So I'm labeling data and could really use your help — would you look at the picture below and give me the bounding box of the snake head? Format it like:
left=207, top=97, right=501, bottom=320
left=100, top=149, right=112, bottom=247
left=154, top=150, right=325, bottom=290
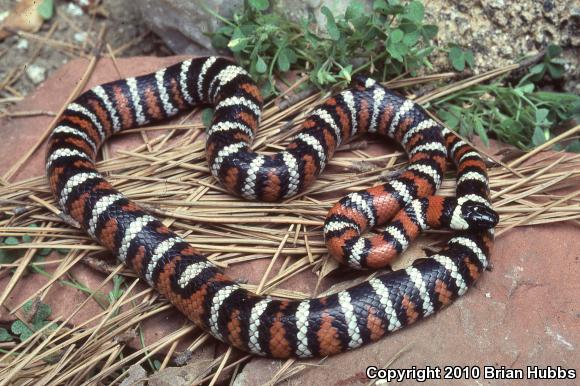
left=461, top=201, right=499, bottom=230
left=351, top=75, right=379, bottom=90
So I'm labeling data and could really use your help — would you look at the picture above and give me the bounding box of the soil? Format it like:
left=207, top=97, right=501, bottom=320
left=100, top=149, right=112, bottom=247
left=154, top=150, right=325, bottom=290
left=425, top=0, right=579, bottom=93
left=0, top=0, right=169, bottom=102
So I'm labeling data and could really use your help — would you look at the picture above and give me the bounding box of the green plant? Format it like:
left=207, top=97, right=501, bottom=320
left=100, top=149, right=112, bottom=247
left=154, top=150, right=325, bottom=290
left=10, top=300, right=56, bottom=341
left=0, top=327, right=13, bottom=342
left=108, top=275, right=125, bottom=305
left=0, top=236, right=21, bottom=264
left=206, top=1, right=580, bottom=152
left=0, top=223, right=53, bottom=264
left=208, top=0, right=446, bottom=95
left=432, top=82, right=580, bottom=151
left=520, top=44, right=567, bottom=83
left=448, top=44, right=475, bottom=72
left=38, top=0, right=54, bottom=20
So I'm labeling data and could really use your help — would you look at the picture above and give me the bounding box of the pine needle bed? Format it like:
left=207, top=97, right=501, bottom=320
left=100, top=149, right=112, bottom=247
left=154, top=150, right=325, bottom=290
left=0, top=59, right=579, bottom=385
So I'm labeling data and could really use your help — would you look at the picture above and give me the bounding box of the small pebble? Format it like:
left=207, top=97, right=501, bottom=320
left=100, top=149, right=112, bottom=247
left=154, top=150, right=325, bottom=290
left=0, top=10, right=9, bottom=22
left=26, top=64, right=47, bottom=85
left=16, top=39, right=29, bottom=50
left=485, top=292, right=492, bottom=298
left=488, top=0, right=505, bottom=8
left=74, top=31, right=88, bottom=43
left=65, top=3, right=84, bottom=17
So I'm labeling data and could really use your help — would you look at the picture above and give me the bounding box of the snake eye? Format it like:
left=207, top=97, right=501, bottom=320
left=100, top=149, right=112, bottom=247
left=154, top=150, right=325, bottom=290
left=461, top=202, right=499, bottom=229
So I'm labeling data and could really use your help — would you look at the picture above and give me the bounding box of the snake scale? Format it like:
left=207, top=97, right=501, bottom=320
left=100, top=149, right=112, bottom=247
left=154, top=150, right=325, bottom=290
left=46, top=57, right=498, bottom=358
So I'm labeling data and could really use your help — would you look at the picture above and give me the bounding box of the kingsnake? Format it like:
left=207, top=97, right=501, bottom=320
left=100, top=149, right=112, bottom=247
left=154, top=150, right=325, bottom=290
left=46, top=57, right=498, bottom=358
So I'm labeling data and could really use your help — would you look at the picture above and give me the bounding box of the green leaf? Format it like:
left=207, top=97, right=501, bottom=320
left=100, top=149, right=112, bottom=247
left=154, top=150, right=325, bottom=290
left=402, top=30, right=420, bottom=46
left=260, top=81, right=274, bottom=99
left=227, top=28, right=247, bottom=52
left=565, top=140, right=580, bottom=153
left=474, top=120, right=489, bottom=146
left=373, top=0, right=388, bottom=11
left=34, top=303, right=52, bottom=322
left=529, top=63, right=545, bottom=75
left=535, top=108, right=549, bottom=123
left=387, top=42, right=404, bottom=62
left=546, top=63, right=564, bottom=79
left=422, top=24, right=438, bottom=40
left=338, top=64, right=353, bottom=82
left=3, top=237, right=19, bottom=245
left=515, top=83, right=535, bottom=95
left=345, top=2, right=365, bottom=20
left=216, top=26, right=233, bottom=35
left=255, top=56, right=267, bottom=73
left=0, top=327, right=12, bottom=342
left=11, top=320, right=33, bottom=341
left=547, top=44, right=562, bottom=58
left=321, top=6, right=340, bottom=40
left=249, top=0, right=269, bottom=11
left=277, top=49, right=290, bottom=72
left=109, top=275, right=125, bottom=304
left=38, top=248, right=52, bottom=256
left=390, top=29, right=404, bottom=43
left=549, top=57, right=567, bottom=66
left=38, top=0, right=54, bottom=20
left=449, top=46, right=465, bottom=72
left=324, top=72, right=336, bottom=83
left=201, top=108, right=214, bottom=127
left=405, top=1, right=424, bottom=22
left=532, top=126, right=547, bottom=146
left=438, top=110, right=459, bottom=129
left=284, top=48, right=297, bottom=63
left=211, top=33, right=230, bottom=49
left=464, top=49, right=475, bottom=68
left=316, top=68, right=326, bottom=85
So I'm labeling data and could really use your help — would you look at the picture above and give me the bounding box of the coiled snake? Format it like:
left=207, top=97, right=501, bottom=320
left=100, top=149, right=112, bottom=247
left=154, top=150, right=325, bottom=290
left=46, top=57, right=498, bottom=358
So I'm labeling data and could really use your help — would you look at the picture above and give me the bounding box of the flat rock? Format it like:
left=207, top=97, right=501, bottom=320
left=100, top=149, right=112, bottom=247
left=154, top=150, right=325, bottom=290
left=0, top=56, right=578, bottom=384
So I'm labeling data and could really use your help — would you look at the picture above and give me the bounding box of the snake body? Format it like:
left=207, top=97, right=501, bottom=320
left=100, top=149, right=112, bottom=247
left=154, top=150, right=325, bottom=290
left=46, top=57, right=498, bottom=358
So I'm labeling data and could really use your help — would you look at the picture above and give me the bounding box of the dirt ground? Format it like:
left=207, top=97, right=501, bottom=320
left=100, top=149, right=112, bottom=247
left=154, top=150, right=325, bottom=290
left=1, top=0, right=578, bottom=105
left=0, top=0, right=169, bottom=101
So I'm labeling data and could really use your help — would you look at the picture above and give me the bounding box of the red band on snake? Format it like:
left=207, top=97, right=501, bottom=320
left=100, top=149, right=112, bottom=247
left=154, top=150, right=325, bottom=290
left=46, top=57, right=498, bottom=358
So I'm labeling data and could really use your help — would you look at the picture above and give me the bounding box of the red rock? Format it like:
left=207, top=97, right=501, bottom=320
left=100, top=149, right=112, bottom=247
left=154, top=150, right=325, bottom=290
left=234, top=223, right=580, bottom=385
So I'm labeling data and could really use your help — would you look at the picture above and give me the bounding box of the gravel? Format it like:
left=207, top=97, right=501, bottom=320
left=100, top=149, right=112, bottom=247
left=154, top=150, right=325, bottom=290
left=0, top=0, right=167, bottom=98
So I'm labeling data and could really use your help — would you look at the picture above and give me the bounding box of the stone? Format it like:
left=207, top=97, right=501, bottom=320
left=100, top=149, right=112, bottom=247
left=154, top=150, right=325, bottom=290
left=137, top=0, right=362, bottom=54
left=119, top=364, right=147, bottom=386
left=65, top=3, right=84, bottom=17
left=15, top=38, right=28, bottom=50
left=423, top=0, right=579, bottom=91
left=138, top=0, right=243, bottom=55
left=73, top=31, right=88, bottom=43
left=147, top=360, right=213, bottom=386
left=25, top=64, right=46, bottom=85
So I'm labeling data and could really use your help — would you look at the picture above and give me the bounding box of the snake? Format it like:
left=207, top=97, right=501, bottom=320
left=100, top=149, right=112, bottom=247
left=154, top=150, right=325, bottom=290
left=46, top=56, right=498, bottom=358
